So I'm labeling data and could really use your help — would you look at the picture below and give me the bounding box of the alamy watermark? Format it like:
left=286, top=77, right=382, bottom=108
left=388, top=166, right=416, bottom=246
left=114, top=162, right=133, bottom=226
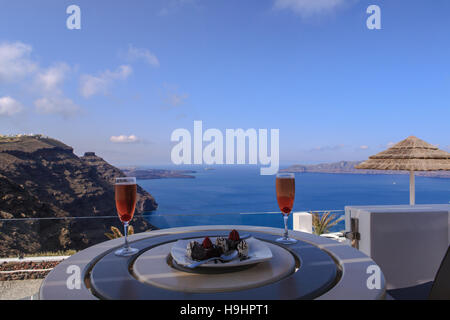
left=66, top=265, right=81, bottom=290
left=66, top=5, right=81, bottom=30
left=171, top=121, right=279, bottom=175
left=366, top=265, right=382, bottom=290
left=367, top=5, right=381, bottom=30
left=65, top=4, right=380, bottom=31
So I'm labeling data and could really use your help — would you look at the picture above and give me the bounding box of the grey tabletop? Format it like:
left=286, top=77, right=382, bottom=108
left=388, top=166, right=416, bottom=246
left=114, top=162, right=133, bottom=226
left=39, top=225, right=386, bottom=300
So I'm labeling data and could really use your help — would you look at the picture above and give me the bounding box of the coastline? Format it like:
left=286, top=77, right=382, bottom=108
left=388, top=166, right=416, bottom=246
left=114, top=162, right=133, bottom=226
left=282, top=161, right=450, bottom=179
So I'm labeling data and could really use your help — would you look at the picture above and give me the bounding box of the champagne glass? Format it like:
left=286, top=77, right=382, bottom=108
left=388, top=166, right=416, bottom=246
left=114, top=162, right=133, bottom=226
left=276, top=173, right=297, bottom=244
left=114, top=177, right=139, bottom=256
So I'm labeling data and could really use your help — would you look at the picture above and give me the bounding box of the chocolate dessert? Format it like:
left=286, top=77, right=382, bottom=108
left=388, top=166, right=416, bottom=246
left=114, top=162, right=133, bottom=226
left=215, top=237, right=229, bottom=253
left=226, top=229, right=243, bottom=251
left=186, top=237, right=224, bottom=261
left=237, top=240, right=249, bottom=257
left=187, top=241, right=208, bottom=261
left=185, top=231, right=250, bottom=262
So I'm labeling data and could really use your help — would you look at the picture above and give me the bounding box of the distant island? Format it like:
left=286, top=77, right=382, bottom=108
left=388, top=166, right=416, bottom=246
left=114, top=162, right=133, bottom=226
left=121, top=168, right=196, bottom=179
left=282, top=161, right=450, bottom=178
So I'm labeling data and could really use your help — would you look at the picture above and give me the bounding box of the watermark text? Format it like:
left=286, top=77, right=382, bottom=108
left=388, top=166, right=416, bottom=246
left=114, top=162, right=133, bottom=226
left=171, top=121, right=279, bottom=175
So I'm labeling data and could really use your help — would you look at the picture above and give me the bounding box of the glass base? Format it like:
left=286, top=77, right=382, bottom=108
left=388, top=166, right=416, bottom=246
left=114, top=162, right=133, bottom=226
left=115, top=247, right=139, bottom=257
left=276, top=237, right=298, bottom=245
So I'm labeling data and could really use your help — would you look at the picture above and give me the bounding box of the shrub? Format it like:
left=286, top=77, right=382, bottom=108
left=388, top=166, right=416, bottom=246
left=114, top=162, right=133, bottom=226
left=311, top=211, right=343, bottom=235
left=105, top=225, right=134, bottom=240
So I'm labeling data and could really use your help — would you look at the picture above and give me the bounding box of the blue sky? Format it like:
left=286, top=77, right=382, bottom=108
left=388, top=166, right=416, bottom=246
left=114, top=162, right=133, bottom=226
left=1, top=0, right=450, bottom=166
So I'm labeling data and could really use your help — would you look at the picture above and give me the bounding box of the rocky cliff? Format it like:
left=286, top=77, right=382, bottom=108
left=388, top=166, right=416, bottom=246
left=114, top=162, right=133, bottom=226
left=0, top=135, right=158, bottom=257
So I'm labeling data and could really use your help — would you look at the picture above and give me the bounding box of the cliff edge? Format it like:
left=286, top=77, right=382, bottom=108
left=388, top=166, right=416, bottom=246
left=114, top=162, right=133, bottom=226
left=0, top=135, right=157, bottom=257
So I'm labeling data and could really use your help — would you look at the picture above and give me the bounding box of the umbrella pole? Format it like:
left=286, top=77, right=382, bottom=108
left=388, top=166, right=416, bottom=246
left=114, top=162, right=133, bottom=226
left=410, top=170, right=415, bottom=205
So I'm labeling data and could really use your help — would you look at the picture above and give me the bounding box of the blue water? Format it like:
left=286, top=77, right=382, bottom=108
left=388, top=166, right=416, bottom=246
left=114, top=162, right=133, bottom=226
left=140, top=167, right=450, bottom=232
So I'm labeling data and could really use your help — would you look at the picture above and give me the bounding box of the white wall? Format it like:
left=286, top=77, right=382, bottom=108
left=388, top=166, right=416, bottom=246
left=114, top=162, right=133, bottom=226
left=346, top=205, right=450, bottom=290
left=293, top=212, right=312, bottom=234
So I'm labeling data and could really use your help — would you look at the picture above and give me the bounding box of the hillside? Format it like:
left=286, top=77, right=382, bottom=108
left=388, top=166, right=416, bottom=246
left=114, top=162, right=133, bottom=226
left=0, top=135, right=158, bottom=257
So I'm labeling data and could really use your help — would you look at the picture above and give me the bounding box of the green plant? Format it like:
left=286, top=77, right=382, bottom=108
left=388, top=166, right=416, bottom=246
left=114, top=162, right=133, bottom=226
left=105, top=225, right=134, bottom=240
left=311, top=211, right=344, bottom=236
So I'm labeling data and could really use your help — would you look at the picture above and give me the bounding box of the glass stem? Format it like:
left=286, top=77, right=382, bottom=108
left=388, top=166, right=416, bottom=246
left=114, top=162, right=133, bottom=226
left=123, top=222, right=129, bottom=250
left=284, top=215, right=289, bottom=239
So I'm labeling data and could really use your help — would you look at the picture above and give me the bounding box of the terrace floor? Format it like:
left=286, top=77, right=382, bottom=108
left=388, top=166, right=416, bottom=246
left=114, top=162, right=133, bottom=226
left=0, top=280, right=42, bottom=300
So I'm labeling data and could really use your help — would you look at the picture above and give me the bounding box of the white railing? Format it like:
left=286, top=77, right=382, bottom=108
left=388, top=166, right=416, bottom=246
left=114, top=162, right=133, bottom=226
left=0, top=210, right=344, bottom=222
left=0, top=210, right=346, bottom=258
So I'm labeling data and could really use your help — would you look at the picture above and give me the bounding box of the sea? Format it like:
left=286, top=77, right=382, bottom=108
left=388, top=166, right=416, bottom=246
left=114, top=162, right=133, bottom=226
left=139, top=166, right=450, bottom=233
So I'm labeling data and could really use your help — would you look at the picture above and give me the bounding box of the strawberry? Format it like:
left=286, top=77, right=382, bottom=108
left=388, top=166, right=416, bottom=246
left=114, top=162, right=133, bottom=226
left=228, top=230, right=240, bottom=242
left=202, top=237, right=213, bottom=249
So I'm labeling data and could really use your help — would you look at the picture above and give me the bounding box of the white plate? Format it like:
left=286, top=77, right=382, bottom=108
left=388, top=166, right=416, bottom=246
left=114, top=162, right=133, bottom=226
left=171, top=237, right=273, bottom=268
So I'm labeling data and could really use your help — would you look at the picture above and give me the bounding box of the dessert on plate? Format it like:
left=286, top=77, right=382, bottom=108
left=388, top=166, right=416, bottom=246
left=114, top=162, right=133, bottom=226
left=186, top=230, right=249, bottom=261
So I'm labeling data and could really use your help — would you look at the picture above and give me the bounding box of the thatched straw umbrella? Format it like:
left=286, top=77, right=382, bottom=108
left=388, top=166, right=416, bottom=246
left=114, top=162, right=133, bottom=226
left=355, top=136, right=450, bottom=205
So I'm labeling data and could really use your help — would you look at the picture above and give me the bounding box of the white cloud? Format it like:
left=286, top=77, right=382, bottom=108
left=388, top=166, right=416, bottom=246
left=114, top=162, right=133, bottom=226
left=35, top=63, right=71, bottom=92
left=360, top=145, right=369, bottom=150
left=167, top=93, right=189, bottom=107
left=0, top=42, right=38, bottom=82
left=80, top=65, right=133, bottom=98
left=274, top=0, right=349, bottom=17
left=161, top=84, right=189, bottom=108
left=126, top=45, right=159, bottom=67
left=0, top=42, right=70, bottom=91
left=110, top=135, right=139, bottom=143
left=0, top=96, right=23, bottom=116
left=33, top=63, right=80, bottom=117
left=34, top=96, right=80, bottom=117
left=0, top=41, right=81, bottom=118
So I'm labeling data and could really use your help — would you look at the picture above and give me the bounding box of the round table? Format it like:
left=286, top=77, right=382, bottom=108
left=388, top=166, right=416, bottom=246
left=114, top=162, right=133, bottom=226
left=39, top=226, right=386, bottom=300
